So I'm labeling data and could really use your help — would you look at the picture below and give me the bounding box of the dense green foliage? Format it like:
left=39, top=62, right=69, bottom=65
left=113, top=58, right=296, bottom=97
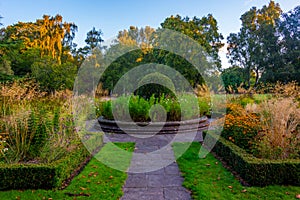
left=203, top=132, right=300, bottom=186
left=0, top=142, right=134, bottom=199
left=99, top=25, right=211, bottom=93
left=0, top=145, right=90, bottom=190
left=161, top=14, right=224, bottom=69
left=96, top=94, right=209, bottom=122
left=31, top=57, right=77, bottom=92
left=227, top=2, right=299, bottom=88
left=221, top=66, right=246, bottom=93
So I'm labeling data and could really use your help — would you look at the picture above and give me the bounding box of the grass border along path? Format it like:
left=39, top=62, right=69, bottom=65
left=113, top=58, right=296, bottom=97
left=173, top=142, right=300, bottom=200
left=0, top=142, right=135, bottom=200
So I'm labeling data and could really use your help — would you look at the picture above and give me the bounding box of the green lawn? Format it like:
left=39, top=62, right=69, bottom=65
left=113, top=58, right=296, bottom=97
left=173, top=142, right=300, bottom=200
left=0, top=142, right=135, bottom=200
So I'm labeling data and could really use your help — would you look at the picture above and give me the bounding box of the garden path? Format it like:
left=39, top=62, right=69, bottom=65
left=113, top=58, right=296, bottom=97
left=91, top=121, right=207, bottom=200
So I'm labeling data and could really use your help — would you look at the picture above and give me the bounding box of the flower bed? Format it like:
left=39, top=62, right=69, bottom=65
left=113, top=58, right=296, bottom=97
left=96, top=94, right=211, bottom=134
left=95, top=94, right=211, bottom=122
left=98, top=116, right=208, bottom=134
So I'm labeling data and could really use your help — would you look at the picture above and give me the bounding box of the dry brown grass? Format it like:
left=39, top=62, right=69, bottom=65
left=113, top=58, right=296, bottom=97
left=271, top=81, right=299, bottom=99
left=0, top=80, right=46, bottom=101
left=244, top=82, right=300, bottom=159
left=0, top=80, right=80, bottom=163
left=3, top=109, right=32, bottom=163
left=253, top=98, right=300, bottom=159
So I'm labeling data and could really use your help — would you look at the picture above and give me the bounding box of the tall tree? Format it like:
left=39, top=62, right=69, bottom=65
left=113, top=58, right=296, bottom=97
left=72, top=27, right=104, bottom=67
left=85, top=27, right=104, bottom=50
left=161, top=14, right=224, bottom=69
left=31, top=56, right=77, bottom=93
left=227, top=1, right=282, bottom=87
left=3, top=15, right=77, bottom=64
left=99, top=26, right=153, bottom=91
left=0, top=15, right=78, bottom=77
left=221, top=66, right=246, bottom=93
left=100, top=25, right=212, bottom=92
left=275, top=6, right=300, bottom=83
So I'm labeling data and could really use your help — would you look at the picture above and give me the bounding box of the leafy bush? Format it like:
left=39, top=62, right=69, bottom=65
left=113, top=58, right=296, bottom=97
left=222, top=82, right=300, bottom=160
left=204, top=131, right=300, bottom=186
left=0, top=144, right=90, bottom=190
left=95, top=99, right=113, bottom=120
left=2, top=109, right=50, bottom=163
left=222, top=103, right=260, bottom=150
left=31, top=57, right=77, bottom=93
left=198, top=97, right=211, bottom=116
left=128, top=95, right=151, bottom=122
left=96, top=93, right=207, bottom=122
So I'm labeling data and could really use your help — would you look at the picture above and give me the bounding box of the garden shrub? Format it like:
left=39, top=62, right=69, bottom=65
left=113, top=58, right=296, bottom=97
left=198, top=97, right=211, bottom=116
left=240, top=96, right=255, bottom=107
left=0, top=144, right=90, bottom=190
left=1, top=100, right=78, bottom=163
left=0, top=80, right=82, bottom=164
left=203, top=131, right=300, bottom=186
left=217, top=81, right=300, bottom=161
left=96, top=100, right=113, bottom=120
left=222, top=103, right=260, bottom=150
left=3, top=109, right=38, bottom=163
left=165, top=100, right=181, bottom=121
left=128, top=95, right=151, bottom=122
left=96, top=93, right=207, bottom=122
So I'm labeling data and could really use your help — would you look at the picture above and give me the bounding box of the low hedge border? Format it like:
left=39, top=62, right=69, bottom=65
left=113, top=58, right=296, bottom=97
left=0, top=134, right=102, bottom=190
left=203, top=131, right=300, bottom=186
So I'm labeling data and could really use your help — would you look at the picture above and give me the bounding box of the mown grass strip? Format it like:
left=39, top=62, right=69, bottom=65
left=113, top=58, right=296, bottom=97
left=0, top=142, right=135, bottom=200
left=173, top=142, right=300, bottom=200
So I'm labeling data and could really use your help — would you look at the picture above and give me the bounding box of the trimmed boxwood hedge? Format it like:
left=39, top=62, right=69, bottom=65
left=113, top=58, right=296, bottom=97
left=203, top=131, right=300, bottom=186
left=0, top=145, right=90, bottom=190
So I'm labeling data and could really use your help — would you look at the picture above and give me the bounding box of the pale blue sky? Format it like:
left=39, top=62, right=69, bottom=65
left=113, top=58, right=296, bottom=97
left=0, top=0, right=298, bottom=67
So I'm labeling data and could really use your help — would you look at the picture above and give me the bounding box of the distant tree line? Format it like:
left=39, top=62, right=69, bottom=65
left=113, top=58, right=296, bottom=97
left=224, top=1, right=299, bottom=92
left=0, top=1, right=299, bottom=94
left=0, top=15, right=103, bottom=92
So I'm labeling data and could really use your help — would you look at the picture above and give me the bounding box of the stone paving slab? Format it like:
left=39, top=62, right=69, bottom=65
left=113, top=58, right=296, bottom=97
left=88, top=121, right=206, bottom=199
left=122, top=188, right=165, bottom=200
left=121, top=164, right=191, bottom=200
left=164, top=187, right=192, bottom=200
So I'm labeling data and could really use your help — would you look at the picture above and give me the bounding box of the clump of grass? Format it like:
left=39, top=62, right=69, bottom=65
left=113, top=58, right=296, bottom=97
left=3, top=109, right=38, bottom=163
left=223, top=81, right=300, bottom=160
left=251, top=97, right=300, bottom=159
left=0, top=80, right=80, bottom=164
